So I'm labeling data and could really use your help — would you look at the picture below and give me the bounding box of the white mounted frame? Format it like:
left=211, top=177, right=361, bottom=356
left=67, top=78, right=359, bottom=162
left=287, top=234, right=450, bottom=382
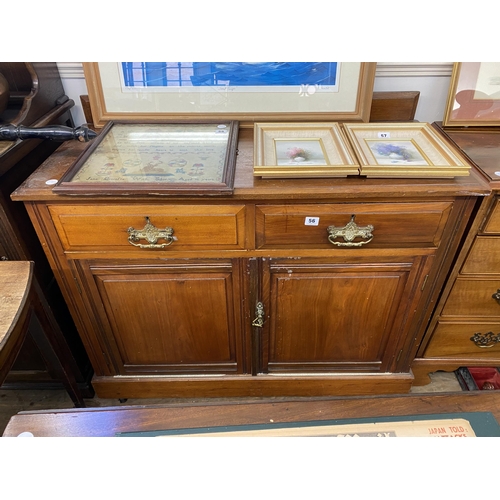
left=443, top=62, right=500, bottom=127
left=83, top=62, right=376, bottom=128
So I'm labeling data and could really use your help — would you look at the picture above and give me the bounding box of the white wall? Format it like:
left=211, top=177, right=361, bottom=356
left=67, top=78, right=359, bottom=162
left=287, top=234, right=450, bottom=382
left=57, top=63, right=453, bottom=127
left=373, top=63, right=453, bottom=123
left=57, top=63, right=89, bottom=126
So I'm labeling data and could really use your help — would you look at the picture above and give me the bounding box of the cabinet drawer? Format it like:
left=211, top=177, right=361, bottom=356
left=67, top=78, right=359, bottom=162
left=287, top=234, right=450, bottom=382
left=483, top=197, right=500, bottom=234
left=461, top=236, right=500, bottom=275
left=442, top=278, right=500, bottom=317
left=424, top=321, right=500, bottom=359
left=49, top=204, right=247, bottom=252
left=256, top=202, right=452, bottom=249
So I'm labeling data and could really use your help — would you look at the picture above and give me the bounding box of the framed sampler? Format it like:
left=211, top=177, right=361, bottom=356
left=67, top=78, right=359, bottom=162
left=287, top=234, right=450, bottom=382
left=82, top=62, right=377, bottom=128
left=342, top=122, right=471, bottom=178
left=443, top=62, right=500, bottom=127
left=53, top=121, right=239, bottom=195
left=253, top=122, right=359, bottom=178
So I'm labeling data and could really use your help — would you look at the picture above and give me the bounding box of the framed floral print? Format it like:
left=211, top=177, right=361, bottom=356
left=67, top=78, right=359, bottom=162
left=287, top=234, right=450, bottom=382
left=253, top=122, right=360, bottom=178
left=342, top=122, right=471, bottom=178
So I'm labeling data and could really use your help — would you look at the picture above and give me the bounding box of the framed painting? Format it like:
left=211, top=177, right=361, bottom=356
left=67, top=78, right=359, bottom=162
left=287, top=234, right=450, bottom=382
left=443, top=62, right=500, bottom=127
left=253, top=122, right=359, bottom=178
left=342, top=122, right=471, bottom=178
left=53, top=121, right=239, bottom=195
left=83, top=62, right=376, bottom=128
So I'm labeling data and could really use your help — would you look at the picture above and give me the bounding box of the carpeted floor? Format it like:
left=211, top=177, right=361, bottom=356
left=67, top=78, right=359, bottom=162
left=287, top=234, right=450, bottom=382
left=0, top=371, right=464, bottom=436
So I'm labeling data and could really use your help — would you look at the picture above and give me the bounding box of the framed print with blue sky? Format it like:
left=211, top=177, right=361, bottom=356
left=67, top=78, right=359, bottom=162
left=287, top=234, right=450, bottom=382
left=83, top=62, right=376, bottom=128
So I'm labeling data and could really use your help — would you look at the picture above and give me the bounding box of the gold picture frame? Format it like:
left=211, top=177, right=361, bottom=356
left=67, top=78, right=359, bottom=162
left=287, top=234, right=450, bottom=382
left=443, top=62, right=500, bottom=127
left=83, top=62, right=376, bottom=128
left=342, top=122, right=471, bottom=178
left=253, top=122, right=360, bottom=178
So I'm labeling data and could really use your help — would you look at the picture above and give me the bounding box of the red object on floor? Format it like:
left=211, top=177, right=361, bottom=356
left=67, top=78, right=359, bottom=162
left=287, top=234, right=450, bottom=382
left=468, top=367, right=500, bottom=390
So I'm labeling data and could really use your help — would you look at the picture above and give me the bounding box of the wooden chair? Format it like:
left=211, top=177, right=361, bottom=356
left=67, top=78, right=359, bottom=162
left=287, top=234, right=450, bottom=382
left=369, top=91, right=420, bottom=122
left=0, top=261, right=85, bottom=407
left=0, top=261, right=33, bottom=383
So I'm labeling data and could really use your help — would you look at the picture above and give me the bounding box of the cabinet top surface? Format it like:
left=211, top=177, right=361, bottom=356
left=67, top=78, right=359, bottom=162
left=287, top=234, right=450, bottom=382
left=434, top=122, right=500, bottom=190
left=11, top=128, right=491, bottom=202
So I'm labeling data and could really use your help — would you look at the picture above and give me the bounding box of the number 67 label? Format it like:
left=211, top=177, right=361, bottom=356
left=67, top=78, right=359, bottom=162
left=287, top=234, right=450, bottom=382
left=378, top=132, right=391, bottom=139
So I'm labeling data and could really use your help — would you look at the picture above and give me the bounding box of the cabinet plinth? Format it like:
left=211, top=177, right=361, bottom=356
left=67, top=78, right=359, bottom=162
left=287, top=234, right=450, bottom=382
left=12, top=128, right=489, bottom=398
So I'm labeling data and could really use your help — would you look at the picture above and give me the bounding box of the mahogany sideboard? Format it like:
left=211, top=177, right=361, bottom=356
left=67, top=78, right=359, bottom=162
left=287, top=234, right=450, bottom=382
left=412, top=123, right=500, bottom=384
left=11, top=127, right=490, bottom=399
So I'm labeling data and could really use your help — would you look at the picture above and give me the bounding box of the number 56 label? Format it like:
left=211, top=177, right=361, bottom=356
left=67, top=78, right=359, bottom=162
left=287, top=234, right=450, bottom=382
left=305, top=217, right=319, bottom=226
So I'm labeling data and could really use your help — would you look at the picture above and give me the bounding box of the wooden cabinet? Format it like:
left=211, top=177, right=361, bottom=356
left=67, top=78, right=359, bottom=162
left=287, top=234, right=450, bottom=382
left=412, top=125, right=500, bottom=385
left=12, top=127, right=489, bottom=398
left=0, top=62, right=93, bottom=396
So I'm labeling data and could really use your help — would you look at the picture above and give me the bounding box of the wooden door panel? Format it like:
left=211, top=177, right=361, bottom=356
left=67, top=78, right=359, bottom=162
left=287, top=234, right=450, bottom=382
left=78, top=260, right=247, bottom=375
left=261, top=260, right=414, bottom=373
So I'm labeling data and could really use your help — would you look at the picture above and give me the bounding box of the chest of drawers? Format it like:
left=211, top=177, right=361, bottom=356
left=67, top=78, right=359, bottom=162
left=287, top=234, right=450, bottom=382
left=12, top=127, right=489, bottom=398
left=413, top=125, right=500, bottom=384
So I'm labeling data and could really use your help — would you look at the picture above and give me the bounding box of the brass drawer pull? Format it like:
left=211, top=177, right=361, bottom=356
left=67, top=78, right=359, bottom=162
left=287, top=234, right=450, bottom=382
left=493, top=289, right=500, bottom=304
left=251, top=302, right=265, bottom=328
left=470, top=331, right=500, bottom=348
left=127, top=217, right=174, bottom=249
left=327, top=215, right=374, bottom=247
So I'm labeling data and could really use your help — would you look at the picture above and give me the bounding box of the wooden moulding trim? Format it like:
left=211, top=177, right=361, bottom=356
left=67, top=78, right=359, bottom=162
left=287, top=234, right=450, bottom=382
left=91, top=373, right=414, bottom=399
left=413, top=357, right=500, bottom=366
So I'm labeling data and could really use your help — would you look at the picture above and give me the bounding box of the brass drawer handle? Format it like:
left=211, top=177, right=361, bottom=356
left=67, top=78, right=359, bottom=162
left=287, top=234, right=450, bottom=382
left=327, top=215, right=374, bottom=247
left=493, top=289, right=500, bottom=304
left=251, top=302, right=265, bottom=328
left=470, top=331, right=500, bottom=349
left=127, top=216, right=174, bottom=249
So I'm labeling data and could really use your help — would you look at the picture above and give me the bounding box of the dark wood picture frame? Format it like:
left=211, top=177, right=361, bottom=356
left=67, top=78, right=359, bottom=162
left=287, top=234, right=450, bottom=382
left=53, top=120, right=239, bottom=196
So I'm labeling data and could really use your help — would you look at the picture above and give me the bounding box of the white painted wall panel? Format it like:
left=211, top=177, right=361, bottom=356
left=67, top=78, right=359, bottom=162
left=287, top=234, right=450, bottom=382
left=57, top=63, right=453, bottom=127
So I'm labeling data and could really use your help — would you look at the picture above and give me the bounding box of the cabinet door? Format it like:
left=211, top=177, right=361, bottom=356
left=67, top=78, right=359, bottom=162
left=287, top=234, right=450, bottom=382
left=259, top=258, right=426, bottom=373
left=75, top=259, right=249, bottom=375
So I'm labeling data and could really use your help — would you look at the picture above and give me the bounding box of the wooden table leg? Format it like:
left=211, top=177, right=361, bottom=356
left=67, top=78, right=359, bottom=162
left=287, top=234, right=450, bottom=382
left=27, top=279, right=87, bottom=407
